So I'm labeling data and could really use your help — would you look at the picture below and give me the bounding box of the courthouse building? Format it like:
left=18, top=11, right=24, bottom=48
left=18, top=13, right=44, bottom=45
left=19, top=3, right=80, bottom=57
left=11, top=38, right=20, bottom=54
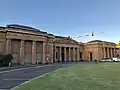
left=0, top=24, right=118, bottom=65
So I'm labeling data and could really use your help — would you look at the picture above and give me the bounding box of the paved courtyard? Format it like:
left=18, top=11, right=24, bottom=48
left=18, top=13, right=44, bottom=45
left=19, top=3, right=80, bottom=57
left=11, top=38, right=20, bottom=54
left=0, top=62, right=92, bottom=90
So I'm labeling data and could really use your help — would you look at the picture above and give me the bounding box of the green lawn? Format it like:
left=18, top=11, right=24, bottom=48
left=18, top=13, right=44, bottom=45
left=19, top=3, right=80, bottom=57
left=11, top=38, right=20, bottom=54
left=16, top=63, right=120, bottom=90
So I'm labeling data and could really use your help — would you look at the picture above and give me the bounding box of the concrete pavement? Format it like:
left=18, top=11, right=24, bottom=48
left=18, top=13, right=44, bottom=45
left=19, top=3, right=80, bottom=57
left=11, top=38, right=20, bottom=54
left=0, top=62, right=92, bottom=90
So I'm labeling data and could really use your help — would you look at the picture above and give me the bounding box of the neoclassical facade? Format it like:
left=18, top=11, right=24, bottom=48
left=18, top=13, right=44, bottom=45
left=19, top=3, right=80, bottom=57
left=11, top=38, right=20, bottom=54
left=84, top=40, right=116, bottom=61
left=53, top=36, right=84, bottom=62
left=116, top=43, right=120, bottom=58
left=0, top=24, right=84, bottom=65
left=0, top=24, right=118, bottom=65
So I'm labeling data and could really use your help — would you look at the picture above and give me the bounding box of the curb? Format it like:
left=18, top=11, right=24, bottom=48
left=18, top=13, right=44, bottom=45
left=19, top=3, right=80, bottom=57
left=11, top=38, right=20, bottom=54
left=0, top=64, right=52, bottom=74
left=0, top=64, right=53, bottom=72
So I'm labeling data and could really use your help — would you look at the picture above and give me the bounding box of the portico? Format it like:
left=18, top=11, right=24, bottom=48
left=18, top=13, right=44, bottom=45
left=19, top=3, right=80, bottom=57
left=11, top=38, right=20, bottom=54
left=6, top=38, right=47, bottom=65
left=54, top=45, right=80, bottom=62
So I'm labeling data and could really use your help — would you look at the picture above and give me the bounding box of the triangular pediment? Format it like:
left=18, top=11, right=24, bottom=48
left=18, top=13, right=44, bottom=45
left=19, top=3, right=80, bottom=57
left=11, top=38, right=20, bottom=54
left=54, top=36, right=79, bottom=44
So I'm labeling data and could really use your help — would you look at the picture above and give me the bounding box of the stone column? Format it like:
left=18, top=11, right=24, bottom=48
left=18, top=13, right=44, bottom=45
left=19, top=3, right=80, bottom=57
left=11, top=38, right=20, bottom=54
left=54, top=46, right=57, bottom=62
left=20, top=40, right=24, bottom=65
left=50, top=43, right=53, bottom=63
left=73, top=47, right=75, bottom=61
left=103, top=47, right=106, bottom=58
left=59, top=46, right=62, bottom=62
left=69, top=47, right=71, bottom=61
left=110, top=48, right=113, bottom=58
left=64, top=47, right=67, bottom=61
left=42, top=42, right=46, bottom=64
left=32, top=41, right=36, bottom=64
left=6, top=39, right=11, bottom=54
left=77, top=48, right=80, bottom=61
left=107, top=48, right=110, bottom=58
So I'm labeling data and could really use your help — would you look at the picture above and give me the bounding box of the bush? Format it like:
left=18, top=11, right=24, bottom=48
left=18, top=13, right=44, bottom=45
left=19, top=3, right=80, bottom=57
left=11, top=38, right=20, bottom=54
left=0, top=54, right=5, bottom=66
left=0, top=54, right=13, bottom=67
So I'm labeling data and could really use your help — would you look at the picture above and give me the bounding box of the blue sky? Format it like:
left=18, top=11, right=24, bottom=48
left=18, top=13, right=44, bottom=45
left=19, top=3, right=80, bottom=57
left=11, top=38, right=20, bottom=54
left=0, top=0, right=120, bottom=43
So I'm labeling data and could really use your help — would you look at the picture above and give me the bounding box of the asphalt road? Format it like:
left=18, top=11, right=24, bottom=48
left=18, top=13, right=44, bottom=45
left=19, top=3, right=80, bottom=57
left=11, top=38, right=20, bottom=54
left=0, top=62, right=92, bottom=90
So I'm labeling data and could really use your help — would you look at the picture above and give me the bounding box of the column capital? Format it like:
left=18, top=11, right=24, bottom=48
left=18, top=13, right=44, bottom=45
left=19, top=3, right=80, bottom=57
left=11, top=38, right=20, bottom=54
left=32, top=41, right=36, bottom=46
left=20, top=40, right=24, bottom=46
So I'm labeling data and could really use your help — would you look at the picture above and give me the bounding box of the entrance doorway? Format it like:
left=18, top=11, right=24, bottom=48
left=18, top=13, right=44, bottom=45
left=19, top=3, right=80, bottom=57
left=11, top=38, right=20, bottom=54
left=61, top=52, right=64, bottom=62
left=89, top=52, right=93, bottom=61
left=61, top=47, right=64, bottom=62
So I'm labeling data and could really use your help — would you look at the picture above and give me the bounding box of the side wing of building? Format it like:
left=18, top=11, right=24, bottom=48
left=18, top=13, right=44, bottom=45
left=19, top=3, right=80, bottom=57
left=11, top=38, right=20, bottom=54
left=84, top=40, right=116, bottom=61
